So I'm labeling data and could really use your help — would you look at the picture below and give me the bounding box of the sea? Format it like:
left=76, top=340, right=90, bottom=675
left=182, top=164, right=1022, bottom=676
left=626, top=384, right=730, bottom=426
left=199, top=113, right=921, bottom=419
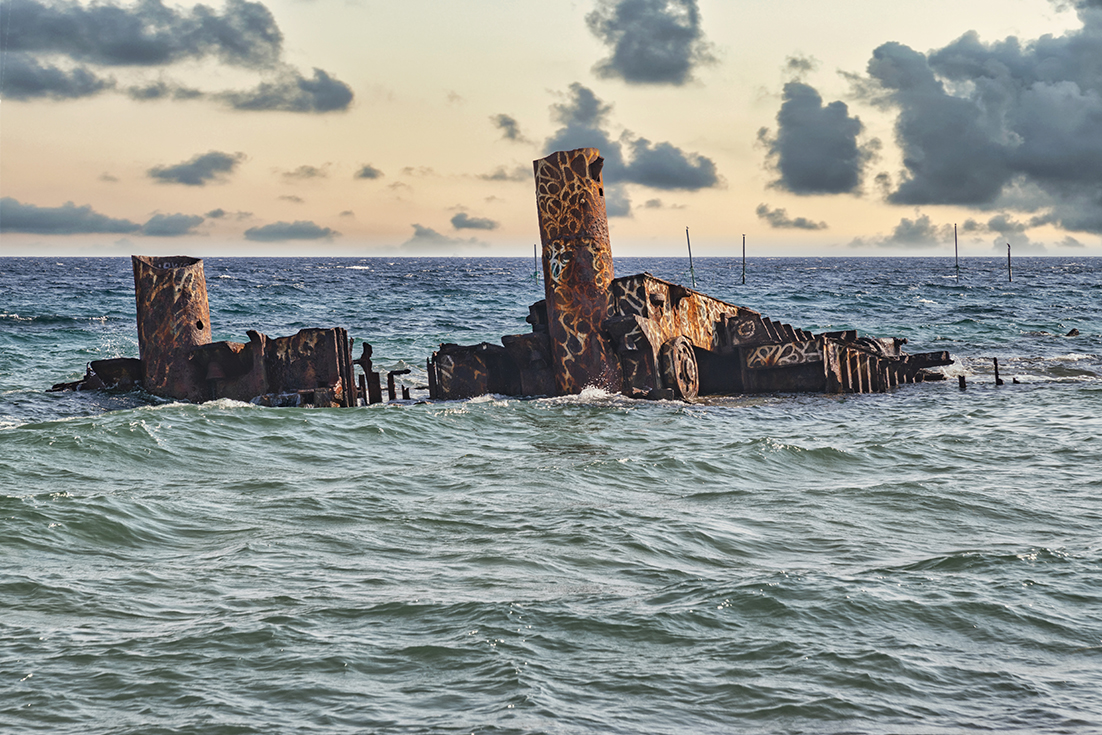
left=2, top=255, right=1101, bottom=735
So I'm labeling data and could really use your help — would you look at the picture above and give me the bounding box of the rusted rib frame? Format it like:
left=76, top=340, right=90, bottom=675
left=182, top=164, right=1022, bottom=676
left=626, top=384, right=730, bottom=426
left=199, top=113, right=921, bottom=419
left=426, top=357, right=438, bottom=399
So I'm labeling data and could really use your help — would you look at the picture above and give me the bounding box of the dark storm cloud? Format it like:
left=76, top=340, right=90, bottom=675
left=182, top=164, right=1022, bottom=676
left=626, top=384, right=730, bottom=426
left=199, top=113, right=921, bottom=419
left=1, top=53, right=113, bottom=99
left=244, top=220, right=337, bottom=241
left=141, top=212, right=204, bottom=236
left=543, top=83, right=721, bottom=215
left=354, top=164, right=384, bottom=180
left=586, top=0, right=715, bottom=85
left=220, top=68, right=352, bottom=112
left=148, top=151, right=245, bottom=186
left=761, top=82, right=871, bottom=195
left=0, top=0, right=282, bottom=67
left=0, top=0, right=353, bottom=111
left=0, top=197, right=141, bottom=233
left=623, top=137, right=718, bottom=190
left=491, top=114, right=528, bottom=142
left=544, top=83, right=623, bottom=172
left=755, top=203, right=827, bottom=230
left=859, top=3, right=1102, bottom=232
left=451, top=212, right=498, bottom=231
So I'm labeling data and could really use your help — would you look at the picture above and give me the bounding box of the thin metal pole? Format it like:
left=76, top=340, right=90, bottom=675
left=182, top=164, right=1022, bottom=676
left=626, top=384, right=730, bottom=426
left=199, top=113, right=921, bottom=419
left=1007, top=243, right=1012, bottom=282
left=954, top=224, right=959, bottom=283
left=686, top=227, right=696, bottom=289
left=742, top=234, right=746, bottom=285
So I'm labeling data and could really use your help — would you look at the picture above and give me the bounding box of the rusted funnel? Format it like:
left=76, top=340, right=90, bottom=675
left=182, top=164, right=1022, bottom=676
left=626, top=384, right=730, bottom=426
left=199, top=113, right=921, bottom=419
left=533, top=148, right=622, bottom=394
left=132, top=255, right=212, bottom=401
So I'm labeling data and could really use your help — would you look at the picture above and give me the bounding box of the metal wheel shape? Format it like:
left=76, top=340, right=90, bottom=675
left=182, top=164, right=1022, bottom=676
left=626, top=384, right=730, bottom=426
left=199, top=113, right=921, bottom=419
left=659, top=336, right=699, bottom=400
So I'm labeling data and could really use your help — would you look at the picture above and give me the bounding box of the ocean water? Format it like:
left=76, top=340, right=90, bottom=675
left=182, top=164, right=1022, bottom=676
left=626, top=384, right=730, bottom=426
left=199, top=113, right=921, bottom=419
left=2, top=255, right=1100, bottom=734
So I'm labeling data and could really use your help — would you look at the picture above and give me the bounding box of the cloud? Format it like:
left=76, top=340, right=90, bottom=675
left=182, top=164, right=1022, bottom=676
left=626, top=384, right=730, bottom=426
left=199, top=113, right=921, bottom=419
left=586, top=0, right=715, bottom=85
left=219, top=67, right=352, bottom=113
left=857, top=4, right=1102, bottom=232
left=451, top=212, right=498, bottom=230
left=491, top=113, right=529, bottom=142
left=278, top=195, right=304, bottom=203
left=354, top=164, right=384, bottom=180
left=850, top=213, right=953, bottom=249
left=399, top=224, right=486, bottom=254
left=761, top=82, right=872, bottom=195
left=0, top=53, right=114, bottom=100
left=755, top=203, right=827, bottom=230
left=204, top=207, right=250, bottom=220
left=148, top=151, right=245, bottom=186
left=962, top=213, right=1049, bottom=253
left=478, top=165, right=529, bottom=182
left=141, top=213, right=204, bottom=236
left=785, top=55, right=817, bottom=78
left=623, top=137, right=719, bottom=190
left=126, top=80, right=203, bottom=101
left=604, top=186, right=632, bottom=217
left=1, top=0, right=282, bottom=67
left=244, top=220, right=337, bottom=241
left=282, top=164, right=328, bottom=180
left=542, top=83, right=721, bottom=215
left=0, top=197, right=140, bottom=233
left=1, top=0, right=353, bottom=111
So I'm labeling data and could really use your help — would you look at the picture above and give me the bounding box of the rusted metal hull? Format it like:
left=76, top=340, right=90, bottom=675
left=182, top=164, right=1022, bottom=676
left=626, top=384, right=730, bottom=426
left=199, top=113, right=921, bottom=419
left=58, top=146, right=952, bottom=407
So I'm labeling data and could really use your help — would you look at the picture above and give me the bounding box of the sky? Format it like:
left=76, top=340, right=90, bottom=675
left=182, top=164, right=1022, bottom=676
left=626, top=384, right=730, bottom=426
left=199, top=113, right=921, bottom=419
left=1, top=0, right=1100, bottom=257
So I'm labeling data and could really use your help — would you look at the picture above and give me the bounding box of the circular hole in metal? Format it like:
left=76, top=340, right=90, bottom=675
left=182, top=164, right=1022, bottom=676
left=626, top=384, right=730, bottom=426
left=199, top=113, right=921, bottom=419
left=196, top=320, right=205, bottom=331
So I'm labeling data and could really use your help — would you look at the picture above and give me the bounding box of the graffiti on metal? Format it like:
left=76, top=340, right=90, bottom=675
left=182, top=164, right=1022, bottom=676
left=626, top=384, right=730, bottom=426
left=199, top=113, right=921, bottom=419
left=746, top=341, right=824, bottom=369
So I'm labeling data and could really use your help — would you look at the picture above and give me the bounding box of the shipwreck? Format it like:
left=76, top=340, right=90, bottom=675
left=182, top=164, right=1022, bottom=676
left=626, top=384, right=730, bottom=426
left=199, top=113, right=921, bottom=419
left=52, top=147, right=952, bottom=404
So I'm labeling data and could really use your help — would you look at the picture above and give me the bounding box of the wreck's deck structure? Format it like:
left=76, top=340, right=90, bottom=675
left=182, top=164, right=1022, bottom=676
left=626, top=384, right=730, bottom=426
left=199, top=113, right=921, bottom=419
left=429, top=271, right=951, bottom=401
left=428, top=148, right=951, bottom=401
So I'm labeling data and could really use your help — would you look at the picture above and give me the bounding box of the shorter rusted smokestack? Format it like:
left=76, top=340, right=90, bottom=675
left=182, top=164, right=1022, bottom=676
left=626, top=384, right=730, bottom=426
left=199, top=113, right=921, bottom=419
left=132, top=255, right=212, bottom=401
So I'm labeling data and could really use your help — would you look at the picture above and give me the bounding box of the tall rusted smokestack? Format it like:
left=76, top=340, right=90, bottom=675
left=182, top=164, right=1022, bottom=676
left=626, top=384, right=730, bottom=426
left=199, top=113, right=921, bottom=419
left=533, top=148, right=621, bottom=395
left=132, top=255, right=212, bottom=402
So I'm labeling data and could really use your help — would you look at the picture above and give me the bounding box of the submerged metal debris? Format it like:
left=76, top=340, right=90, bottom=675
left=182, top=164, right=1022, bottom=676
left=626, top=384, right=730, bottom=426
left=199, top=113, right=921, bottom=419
left=52, top=147, right=951, bottom=405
